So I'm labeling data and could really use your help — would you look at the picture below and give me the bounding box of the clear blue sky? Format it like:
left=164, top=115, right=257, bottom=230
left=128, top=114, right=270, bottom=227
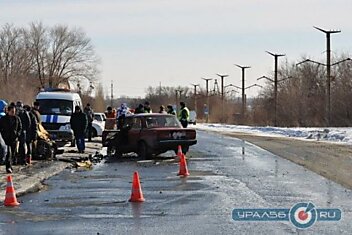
left=2, top=0, right=352, bottom=97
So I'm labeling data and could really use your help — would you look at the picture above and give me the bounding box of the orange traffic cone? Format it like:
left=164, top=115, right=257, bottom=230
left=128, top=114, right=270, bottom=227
left=4, top=175, right=20, bottom=207
left=129, top=171, right=145, bottom=202
left=176, top=145, right=183, bottom=159
left=178, top=154, right=190, bottom=177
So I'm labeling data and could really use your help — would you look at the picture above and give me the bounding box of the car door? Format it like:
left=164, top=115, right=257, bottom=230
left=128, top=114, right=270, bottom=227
left=126, top=117, right=142, bottom=152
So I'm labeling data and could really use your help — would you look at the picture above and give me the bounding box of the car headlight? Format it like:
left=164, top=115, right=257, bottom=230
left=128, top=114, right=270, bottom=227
left=59, top=123, right=71, bottom=131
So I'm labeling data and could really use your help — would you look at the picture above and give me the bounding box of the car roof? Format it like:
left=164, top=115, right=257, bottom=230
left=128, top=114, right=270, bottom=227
left=36, top=92, right=81, bottom=101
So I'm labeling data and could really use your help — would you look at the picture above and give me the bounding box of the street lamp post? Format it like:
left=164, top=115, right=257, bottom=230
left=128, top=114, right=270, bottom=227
left=202, top=78, right=212, bottom=123
left=234, top=64, right=251, bottom=119
left=265, top=51, right=285, bottom=127
left=191, top=84, right=200, bottom=114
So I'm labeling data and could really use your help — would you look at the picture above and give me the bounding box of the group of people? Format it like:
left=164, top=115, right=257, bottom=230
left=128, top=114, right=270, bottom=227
left=104, top=101, right=190, bottom=128
left=0, top=100, right=41, bottom=173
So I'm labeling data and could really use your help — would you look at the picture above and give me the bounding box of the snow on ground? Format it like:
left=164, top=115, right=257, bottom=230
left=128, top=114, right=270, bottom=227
left=195, top=123, right=352, bottom=145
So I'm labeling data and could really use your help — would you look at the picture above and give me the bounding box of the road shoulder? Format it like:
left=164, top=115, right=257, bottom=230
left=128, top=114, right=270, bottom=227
left=206, top=130, right=352, bottom=190
left=0, top=161, right=70, bottom=202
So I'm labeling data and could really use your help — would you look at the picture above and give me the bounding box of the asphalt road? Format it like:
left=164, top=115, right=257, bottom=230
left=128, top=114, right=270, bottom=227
left=0, top=131, right=351, bottom=234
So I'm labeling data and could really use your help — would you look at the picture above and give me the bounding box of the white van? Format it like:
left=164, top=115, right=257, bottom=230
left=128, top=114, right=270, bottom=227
left=36, top=90, right=82, bottom=146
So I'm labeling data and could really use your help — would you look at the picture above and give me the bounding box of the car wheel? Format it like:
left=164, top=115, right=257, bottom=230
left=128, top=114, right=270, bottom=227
left=138, top=141, right=151, bottom=160
left=174, top=146, right=189, bottom=155
left=107, top=146, right=114, bottom=157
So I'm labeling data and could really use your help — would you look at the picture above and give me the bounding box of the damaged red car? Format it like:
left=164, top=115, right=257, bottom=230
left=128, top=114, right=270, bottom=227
left=103, top=113, right=197, bottom=159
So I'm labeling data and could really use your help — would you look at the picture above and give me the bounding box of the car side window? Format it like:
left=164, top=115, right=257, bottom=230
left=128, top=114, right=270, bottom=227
left=132, top=118, right=141, bottom=129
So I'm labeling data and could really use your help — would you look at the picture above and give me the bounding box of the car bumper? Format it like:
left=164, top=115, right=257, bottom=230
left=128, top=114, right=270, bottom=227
left=157, top=139, right=197, bottom=149
left=48, top=130, right=74, bottom=141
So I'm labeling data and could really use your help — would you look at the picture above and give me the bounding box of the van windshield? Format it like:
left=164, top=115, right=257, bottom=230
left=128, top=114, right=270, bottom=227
left=37, top=99, right=73, bottom=116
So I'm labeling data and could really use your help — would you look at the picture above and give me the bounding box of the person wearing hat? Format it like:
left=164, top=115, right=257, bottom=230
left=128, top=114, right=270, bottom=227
left=70, top=106, right=88, bottom=153
left=178, top=102, right=190, bottom=128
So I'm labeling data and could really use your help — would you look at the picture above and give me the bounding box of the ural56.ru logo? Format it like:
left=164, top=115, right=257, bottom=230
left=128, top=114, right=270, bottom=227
left=232, top=202, right=342, bottom=229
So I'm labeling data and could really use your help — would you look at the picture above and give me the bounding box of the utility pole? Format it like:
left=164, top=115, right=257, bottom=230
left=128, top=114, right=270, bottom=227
left=216, top=74, right=229, bottom=123
left=202, top=78, right=212, bottom=122
left=159, top=81, right=162, bottom=97
left=266, top=51, right=285, bottom=127
left=234, top=64, right=251, bottom=120
left=110, top=80, right=114, bottom=107
left=191, top=84, right=200, bottom=114
left=296, top=27, right=351, bottom=126
left=314, top=27, right=340, bottom=126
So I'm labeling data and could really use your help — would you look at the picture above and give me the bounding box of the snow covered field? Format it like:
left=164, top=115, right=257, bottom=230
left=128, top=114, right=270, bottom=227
left=195, top=123, right=352, bottom=145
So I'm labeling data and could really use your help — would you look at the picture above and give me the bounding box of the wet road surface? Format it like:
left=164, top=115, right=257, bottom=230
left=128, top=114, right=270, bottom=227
left=0, top=131, right=351, bottom=234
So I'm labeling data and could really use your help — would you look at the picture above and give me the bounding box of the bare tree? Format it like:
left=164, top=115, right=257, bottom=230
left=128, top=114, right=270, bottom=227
left=0, top=24, right=23, bottom=83
left=27, top=22, right=48, bottom=87
left=46, top=25, right=99, bottom=88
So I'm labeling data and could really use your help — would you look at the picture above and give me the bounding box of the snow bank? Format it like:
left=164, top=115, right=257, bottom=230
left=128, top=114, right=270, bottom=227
left=195, top=123, right=352, bottom=145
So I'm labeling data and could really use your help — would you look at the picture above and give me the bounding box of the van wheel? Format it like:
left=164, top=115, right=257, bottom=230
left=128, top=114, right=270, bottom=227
left=138, top=141, right=151, bottom=160
left=92, top=128, right=98, bottom=138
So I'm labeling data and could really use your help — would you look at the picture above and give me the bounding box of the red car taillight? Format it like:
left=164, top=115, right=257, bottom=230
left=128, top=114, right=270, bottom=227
left=187, top=131, right=196, bottom=139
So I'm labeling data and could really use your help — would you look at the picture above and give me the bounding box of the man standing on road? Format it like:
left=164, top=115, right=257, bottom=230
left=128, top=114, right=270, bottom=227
left=16, top=101, right=31, bottom=165
left=0, top=105, right=22, bottom=173
left=70, top=106, right=88, bottom=153
left=24, top=105, right=38, bottom=164
left=178, top=102, right=190, bottom=128
left=84, top=103, right=94, bottom=142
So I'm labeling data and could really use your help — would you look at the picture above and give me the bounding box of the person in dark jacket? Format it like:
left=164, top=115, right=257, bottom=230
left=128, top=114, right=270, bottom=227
left=0, top=105, right=22, bottom=173
left=167, top=105, right=176, bottom=115
left=24, top=105, right=38, bottom=163
left=70, top=106, right=88, bottom=153
left=84, top=103, right=94, bottom=142
left=16, top=101, right=31, bottom=165
left=143, top=101, right=152, bottom=113
left=178, top=102, right=190, bottom=128
left=31, top=101, right=41, bottom=124
left=134, top=104, right=144, bottom=114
